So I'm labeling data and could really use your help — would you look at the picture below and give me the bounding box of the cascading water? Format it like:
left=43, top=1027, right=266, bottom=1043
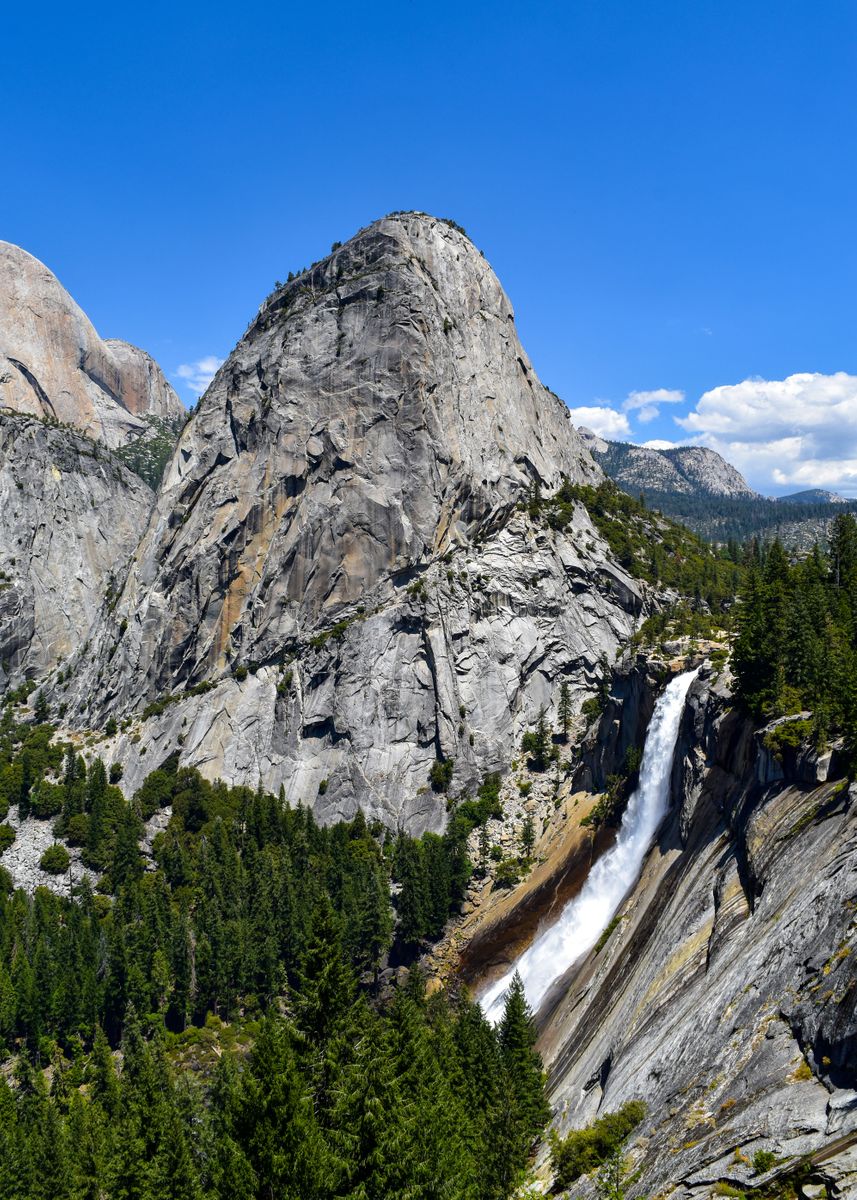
left=481, top=668, right=699, bottom=1025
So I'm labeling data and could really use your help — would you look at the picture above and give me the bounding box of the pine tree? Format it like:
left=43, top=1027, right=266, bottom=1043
left=232, top=1017, right=331, bottom=1200
left=394, top=833, right=429, bottom=951
left=112, top=805, right=143, bottom=890
left=557, top=682, right=572, bottom=742
left=519, top=816, right=535, bottom=860
left=498, top=972, right=550, bottom=1147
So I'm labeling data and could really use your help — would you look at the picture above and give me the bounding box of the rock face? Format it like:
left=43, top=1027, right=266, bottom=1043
left=582, top=433, right=758, bottom=500
left=66, top=213, right=646, bottom=832
left=0, top=241, right=185, bottom=446
left=539, top=666, right=857, bottom=1198
left=0, top=411, right=153, bottom=682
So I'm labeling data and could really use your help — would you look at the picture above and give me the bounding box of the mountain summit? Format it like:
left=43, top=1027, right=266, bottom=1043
left=67, top=212, right=641, bottom=829
left=0, top=240, right=184, bottom=445
left=579, top=431, right=757, bottom=500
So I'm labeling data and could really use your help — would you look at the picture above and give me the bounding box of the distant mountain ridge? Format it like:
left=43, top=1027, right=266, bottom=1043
left=777, top=487, right=847, bottom=505
left=578, top=429, right=758, bottom=499
left=578, top=428, right=856, bottom=547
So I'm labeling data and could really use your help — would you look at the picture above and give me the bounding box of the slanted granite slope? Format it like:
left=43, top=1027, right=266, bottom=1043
left=539, top=667, right=857, bottom=1198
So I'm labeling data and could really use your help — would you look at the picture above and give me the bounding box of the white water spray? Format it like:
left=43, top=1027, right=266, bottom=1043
left=481, top=668, right=699, bottom=1025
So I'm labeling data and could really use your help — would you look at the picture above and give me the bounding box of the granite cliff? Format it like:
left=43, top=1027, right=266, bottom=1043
left=0, top=411, right=153, bottom=684
left=0, top=242, right=184, bottom=682
left=533, top=662, right=857, bottom=1197
left=63, top=213, right=646, bottom=832
left=0, top=241, right=184, bottom=444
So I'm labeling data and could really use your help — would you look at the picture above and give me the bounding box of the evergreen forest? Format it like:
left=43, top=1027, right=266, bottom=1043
left=0, top=717, right=548, bottom=1199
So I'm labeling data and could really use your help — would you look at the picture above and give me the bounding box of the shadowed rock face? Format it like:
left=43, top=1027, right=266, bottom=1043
left=539, top=668, right=857, bottom=1198
left=66, top=213, right=647, bottom=831
left=0, top=241, right=185, bottom=445
left=0, top=411, right=153, bottom=682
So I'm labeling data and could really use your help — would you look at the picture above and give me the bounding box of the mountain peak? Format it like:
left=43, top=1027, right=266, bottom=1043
left=586, top=436, right=757, bottom=500
left=0, top=240, right=184, bottom=445
left=65, top=214, right=623, bottom=829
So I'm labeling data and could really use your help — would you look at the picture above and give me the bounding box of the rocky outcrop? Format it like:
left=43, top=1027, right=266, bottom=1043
left=63, top=212, right=647, bottom=832
left=539, top=668, right=857, bottom=1197
left=0, top=241, right=185, bottom=446
left=572, top=656, right=666, bottom=793
left=0, top=411, right=153, bottom=682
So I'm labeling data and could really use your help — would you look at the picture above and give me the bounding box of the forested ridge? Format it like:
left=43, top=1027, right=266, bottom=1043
left=0, top=715, right=549, bottom=1199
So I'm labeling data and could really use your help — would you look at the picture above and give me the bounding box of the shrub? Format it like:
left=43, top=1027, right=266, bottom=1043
left=40, top=844, right=71, bottom=875
left=105, top=717, right=118, bottom=737
left=28, top=781, right=64, bottom=819
left=65, top=813, right=89, bottom=846
left=0, top=825, right=16, bottom=853
left=494, top=857, right=521, bottom=889
left=764, top=718, right=812, bottom=759
left=752, top=1149, right=778, bottom=1175
left=594, top=914, right=622, bottom=954
left=550, top=1100, right=647, bottom=1189
left=234, top=665, right=249, bottom=682
left=109, top=762, right=123, bottom=784
left=455, top=773, right=503, bottom=830
left=429, top=758, right=454, bottom=793
left=318, top=779, right=329, bottom=796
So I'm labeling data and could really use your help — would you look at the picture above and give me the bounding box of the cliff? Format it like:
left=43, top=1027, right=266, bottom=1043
left=62, top=212, right=646, bottom=832
left=537, top=665, right=857, bottom=1197
left=0, top=411, right=153, bottom=682
left=0, top=240, right=185, bottom=445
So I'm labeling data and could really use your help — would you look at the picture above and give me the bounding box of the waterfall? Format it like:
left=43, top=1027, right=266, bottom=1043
left=481, top=667, right=699, bottom=1025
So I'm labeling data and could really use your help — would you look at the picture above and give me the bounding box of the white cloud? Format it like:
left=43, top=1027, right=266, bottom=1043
left=622, top=387, right=685, bottom=425
left=624, top=387, right=685, bottom=411
left=676, top=371, right=857, bottom=494
left=175, top=355, right=224, bottom=395
left=568, top=406, right=632, bottom=439
left=641, top=438, right=682, bottom=450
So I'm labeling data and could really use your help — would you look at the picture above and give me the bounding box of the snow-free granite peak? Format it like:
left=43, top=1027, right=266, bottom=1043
left=65, top=212, right=645, bottom=831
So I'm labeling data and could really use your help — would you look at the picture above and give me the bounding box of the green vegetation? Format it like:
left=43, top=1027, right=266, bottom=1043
left=594, top=914, right=623, bottom=954
left=539, top=480, right=742, bottom=610
left=557, top=681, right=572, bottom=741
left=0, top=722, right=550, bottom=1199
left=114, top=414, right=185, bottom=488
left=581, top=746, right=642, bottom=833
left=521, top=706, right=552, bottom=771
left=141, top=679, right=216, bottom=720
left=549, top=1099, right=647, bottom=1190
left=763, top=718, right=813, bottom=759
left=309, top=617, right=356, bottom=650
left=494, top=857, right=522, bottom=889
left=629, top=602, right=730, bottom=651
left=429, top=757, right=454, bottom=792
left=753, top=1150, right=779, bottom=1175
left=39, top=843, right=70, bottom=874
left=732, top=515, right=857, bottom=762
left=610, top=478, right=857, bottom=547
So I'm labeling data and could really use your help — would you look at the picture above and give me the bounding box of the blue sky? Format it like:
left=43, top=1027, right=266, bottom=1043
left=3, top=1, right=856, bottom=493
